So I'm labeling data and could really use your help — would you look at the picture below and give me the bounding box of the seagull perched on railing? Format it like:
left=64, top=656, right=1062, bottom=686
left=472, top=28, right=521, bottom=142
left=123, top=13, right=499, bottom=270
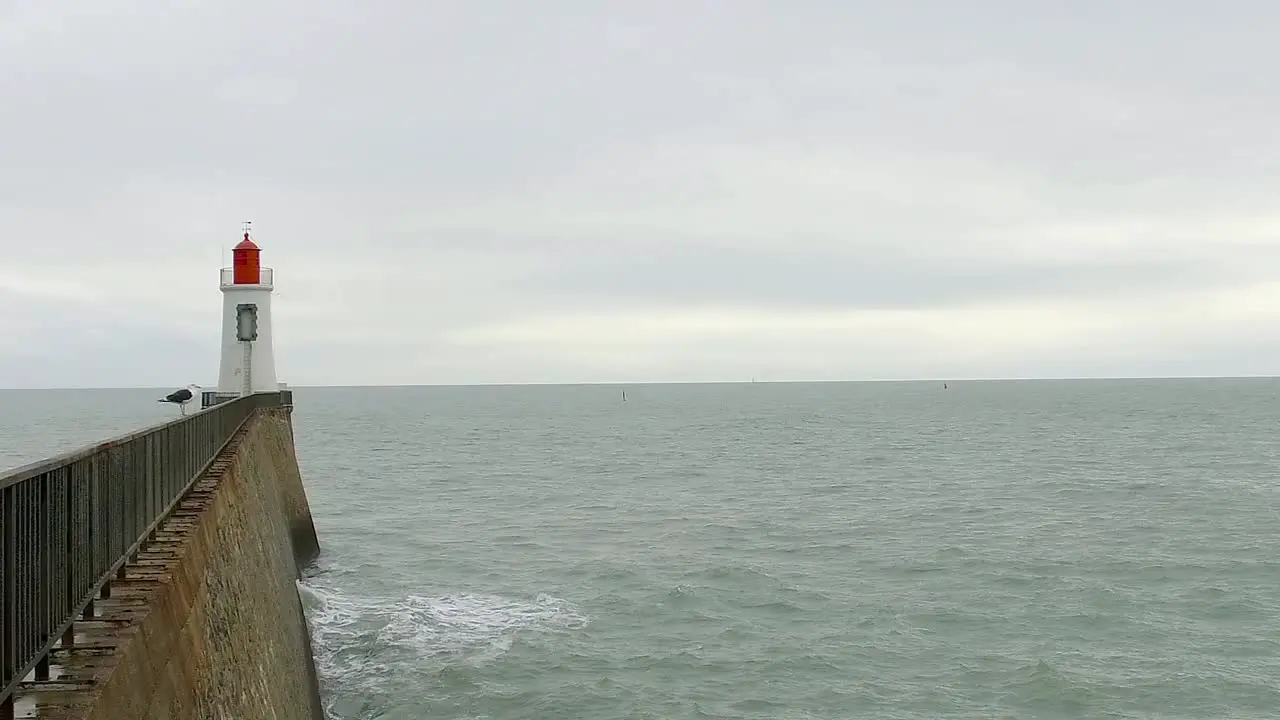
left=159, top=384, right=202, bottom=415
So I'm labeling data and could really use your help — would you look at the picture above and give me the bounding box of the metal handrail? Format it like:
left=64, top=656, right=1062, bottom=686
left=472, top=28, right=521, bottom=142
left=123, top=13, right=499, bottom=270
left=0, top=391, right=291, bottom=708
left=219, top=266, right=274, bottom=288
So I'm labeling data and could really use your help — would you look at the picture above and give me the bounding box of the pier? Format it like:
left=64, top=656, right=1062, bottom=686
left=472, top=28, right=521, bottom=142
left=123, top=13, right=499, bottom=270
left=1, top=227, right=323, bottom=719
left=1, top=390, right=322, bottom=719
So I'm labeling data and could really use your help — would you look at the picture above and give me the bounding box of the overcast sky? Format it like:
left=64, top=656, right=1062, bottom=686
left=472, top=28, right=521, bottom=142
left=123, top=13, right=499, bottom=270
left=3, top=1, right=1279, bottom=388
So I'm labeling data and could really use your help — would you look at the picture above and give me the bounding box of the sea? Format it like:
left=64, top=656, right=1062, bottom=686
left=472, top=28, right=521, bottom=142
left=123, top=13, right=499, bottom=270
left=2, top=379, right=1279, bottom=719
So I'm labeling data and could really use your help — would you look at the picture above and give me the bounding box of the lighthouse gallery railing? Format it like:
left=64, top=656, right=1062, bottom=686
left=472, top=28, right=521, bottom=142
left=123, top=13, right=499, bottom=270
left=219, top=265, right=274, bottom=288
left=0, top=390, right=293, bottom=709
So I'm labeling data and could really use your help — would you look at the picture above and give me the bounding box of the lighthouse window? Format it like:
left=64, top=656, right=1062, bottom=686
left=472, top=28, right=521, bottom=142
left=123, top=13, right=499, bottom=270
left=236, top=303, right=259, bottom=342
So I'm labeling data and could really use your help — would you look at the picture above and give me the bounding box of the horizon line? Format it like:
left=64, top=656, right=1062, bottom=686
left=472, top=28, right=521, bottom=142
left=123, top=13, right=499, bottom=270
left=1, top=373, right=1276, bottom=391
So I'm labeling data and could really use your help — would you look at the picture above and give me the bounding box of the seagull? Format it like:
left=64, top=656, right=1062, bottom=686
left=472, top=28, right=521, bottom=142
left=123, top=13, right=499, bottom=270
left=159, top=384, right=202, bottom=415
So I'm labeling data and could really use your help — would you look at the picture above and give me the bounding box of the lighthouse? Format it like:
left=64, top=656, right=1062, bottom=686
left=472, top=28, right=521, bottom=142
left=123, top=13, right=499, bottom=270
left=216, top=224, right=280, bottom=398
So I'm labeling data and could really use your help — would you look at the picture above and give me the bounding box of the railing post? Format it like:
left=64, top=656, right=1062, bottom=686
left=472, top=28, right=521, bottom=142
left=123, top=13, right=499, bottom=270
left=2, top=487, right=14, bottom=706
left=35, top=476, right=50, bottom=682
left=65, top=463, right=80, bottom=651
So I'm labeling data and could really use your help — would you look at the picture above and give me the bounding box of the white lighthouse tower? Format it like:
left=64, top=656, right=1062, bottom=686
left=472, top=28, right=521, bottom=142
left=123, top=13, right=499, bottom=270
left=216, top=224, right=280, bottom=399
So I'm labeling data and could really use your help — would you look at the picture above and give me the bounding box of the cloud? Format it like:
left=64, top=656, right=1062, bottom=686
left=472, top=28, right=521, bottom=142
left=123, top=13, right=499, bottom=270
left=0, top=288, right=217, bottom=388
left=442, top=279, right=1280, bottom=382
left=2, top=1, right=1279, bottom=386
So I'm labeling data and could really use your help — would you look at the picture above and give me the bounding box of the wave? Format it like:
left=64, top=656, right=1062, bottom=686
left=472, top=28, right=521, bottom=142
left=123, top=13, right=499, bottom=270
left=298, top=579, right=588, bottom=719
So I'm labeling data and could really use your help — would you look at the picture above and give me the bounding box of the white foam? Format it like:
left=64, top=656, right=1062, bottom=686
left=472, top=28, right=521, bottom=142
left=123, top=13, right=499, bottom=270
left=297, top=580, right=588, bottom=717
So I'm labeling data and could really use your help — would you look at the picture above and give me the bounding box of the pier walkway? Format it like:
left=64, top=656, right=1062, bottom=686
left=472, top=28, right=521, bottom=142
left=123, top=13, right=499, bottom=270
left=0, top=390, right=294, bottom=719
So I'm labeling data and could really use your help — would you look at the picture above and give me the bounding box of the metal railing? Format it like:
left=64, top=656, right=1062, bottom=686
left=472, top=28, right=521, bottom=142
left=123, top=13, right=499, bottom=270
left=203, top=389, right=292, bottom=410
left=202, top=390, right=231, bottom=409
left=219, top=266, right=274, bottom=288
left=0, top=391, right=291, bottom=711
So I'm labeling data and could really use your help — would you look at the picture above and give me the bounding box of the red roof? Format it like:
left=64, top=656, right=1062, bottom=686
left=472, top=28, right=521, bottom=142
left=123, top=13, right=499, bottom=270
left=234, top=232, right=259, bottom=251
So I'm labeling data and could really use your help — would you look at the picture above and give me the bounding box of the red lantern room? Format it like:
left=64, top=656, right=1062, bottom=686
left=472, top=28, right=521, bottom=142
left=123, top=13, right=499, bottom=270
left=232, top=231, right=261, bottom=285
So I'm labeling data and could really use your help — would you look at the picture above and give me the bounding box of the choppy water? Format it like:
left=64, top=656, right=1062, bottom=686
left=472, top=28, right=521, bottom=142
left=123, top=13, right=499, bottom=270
left=4, top=379, right=1280, bottom=719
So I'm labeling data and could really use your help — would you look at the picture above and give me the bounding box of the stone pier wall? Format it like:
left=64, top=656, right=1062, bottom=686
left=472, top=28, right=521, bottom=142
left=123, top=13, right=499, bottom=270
left=22, top=407, right=324, bottom=720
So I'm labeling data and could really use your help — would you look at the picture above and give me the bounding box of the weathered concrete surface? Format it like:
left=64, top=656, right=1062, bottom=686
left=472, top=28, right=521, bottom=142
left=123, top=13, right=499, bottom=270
left=11, top=408, right=324, bottom=720
left=268, top=407, right=322, bottom=569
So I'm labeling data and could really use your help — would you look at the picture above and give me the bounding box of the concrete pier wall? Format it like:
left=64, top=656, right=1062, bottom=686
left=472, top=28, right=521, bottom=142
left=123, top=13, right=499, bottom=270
left=21, top=407, right=324, bottom=719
